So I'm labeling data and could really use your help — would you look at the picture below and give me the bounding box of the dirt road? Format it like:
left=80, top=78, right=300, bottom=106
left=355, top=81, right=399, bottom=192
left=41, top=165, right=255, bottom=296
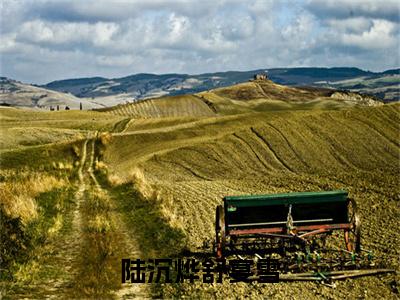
left=3, top=133, right=149, bottom=299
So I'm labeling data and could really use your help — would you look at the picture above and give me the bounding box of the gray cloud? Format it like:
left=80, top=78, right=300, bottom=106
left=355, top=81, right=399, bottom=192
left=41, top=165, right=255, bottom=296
left=0, top=0, right=399, bottom=84
left=27, top=0, right=232, bottom=22
left=306, top=0, right=400, bottom=22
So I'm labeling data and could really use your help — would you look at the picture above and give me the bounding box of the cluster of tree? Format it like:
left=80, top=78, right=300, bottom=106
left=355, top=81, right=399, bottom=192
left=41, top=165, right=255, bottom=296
left=48, top=102, right=82, bottom=111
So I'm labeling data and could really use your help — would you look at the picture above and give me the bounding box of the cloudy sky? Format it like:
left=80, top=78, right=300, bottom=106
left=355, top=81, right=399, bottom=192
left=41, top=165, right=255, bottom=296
left=1, top=0, right=399, bottom=84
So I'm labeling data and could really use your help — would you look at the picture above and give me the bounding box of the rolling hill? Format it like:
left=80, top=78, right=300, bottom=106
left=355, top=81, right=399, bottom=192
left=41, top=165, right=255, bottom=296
left=0, top=77, right=102, bottom=110
left=1, top=68, right=397, bottom=110
left=103, top=102, right=400, bottom=299
left=100, top=78, right=381, bottom=118
left=0, top=76, right=398, bottom=299
left=43, top=67, right=399, bottom=102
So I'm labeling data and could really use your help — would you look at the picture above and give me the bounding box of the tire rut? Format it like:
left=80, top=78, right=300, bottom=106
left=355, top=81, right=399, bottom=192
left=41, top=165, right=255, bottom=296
left=27, top=133, right=150, bottom=299
left=84, top=133, right=150, bottom=299
left=352, top=116, right=400, bottom=148
left=232, top=132, right=273, bottom=172
left=250, top=126, right=295, bottom=173
left=34, top=137, right=90, bottom=298
left=265, top=122, right=310, bottom=169
left=157, top=157, right=211, bottom=181
left=8, top=138, right=91, bottom=299
left=302, top=121, right=358, bottom=171
left=88, top=135, right=100, bottom=189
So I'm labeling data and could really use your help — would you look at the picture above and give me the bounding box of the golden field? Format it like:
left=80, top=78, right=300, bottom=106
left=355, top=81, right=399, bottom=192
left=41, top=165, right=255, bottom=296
left=0, top=81, right=399, bottom=299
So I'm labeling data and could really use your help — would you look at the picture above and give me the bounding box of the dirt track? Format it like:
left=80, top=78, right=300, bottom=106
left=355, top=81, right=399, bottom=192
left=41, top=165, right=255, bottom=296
left=73, top=135, right=149, bottom=298
left=2, top=135, right=150, bottom=299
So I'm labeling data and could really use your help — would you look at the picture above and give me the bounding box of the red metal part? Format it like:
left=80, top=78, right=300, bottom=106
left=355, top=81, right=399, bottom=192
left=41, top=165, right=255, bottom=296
left=299, top=228, right=328, bottom=238
left=228, top=223, right=351, bottom=236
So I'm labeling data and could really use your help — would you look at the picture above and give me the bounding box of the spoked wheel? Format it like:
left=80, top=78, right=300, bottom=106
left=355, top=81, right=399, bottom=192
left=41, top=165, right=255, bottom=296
left=215, top=205, right=226, bottom=258
left=344, top=198, right=361, bottom=253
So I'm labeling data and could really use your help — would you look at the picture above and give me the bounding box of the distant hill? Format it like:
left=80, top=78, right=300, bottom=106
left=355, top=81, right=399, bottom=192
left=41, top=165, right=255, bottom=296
left=42, top=67, right=399, bottom=103
left=0, top=77, right=102, bottom=109
left=1, top=67, right=398, bottom=110
left=100, top=78, right=382, bottom=118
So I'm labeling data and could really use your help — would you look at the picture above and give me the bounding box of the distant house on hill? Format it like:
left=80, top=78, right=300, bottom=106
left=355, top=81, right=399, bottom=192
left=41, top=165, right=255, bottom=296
left=254, top=73, right=268, bottom=80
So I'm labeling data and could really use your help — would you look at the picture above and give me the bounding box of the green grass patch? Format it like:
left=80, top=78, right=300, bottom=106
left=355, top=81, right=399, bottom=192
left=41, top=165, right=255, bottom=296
left=98, top=174, right=187, bottom=258
left=111, top=118, right=131, bottom=133
left=0, top=141, right=79, bottom=171
left=1, top=186, right=75, bottom=282
left=95, top=170, right=188, bottom=297
left=72, top=187, right=121, bottom=298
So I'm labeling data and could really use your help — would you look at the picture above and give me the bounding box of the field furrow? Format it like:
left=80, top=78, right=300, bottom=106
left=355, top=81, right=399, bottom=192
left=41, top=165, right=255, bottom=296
left=250, top=126, right=295, bottom=173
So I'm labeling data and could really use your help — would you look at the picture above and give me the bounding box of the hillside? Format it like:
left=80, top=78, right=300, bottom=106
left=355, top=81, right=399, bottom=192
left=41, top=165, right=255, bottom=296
left=101, top=79, right=381, bottom=118
left=0, top=97, right=398, bottom=299
left=104, top=103, right=399, bottom=181
left=0, top=77, right=102, bottom=110
left=104, top=103, right=400, bottom=298
left=314, top=74, right=400, bottom=103
left=98, top=94, right=216, bottom=118
left=2, top=68, right=397, bottom=110
left=42, top=67, right=399, bottom=102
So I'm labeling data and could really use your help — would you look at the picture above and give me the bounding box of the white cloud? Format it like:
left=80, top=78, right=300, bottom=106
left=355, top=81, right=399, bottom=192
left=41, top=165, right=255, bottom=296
left=281, top=14, right=316, bottom=50
left=0, top=33, right=18, bottom=54
left=16, top=20, right=119, bottom=47
left=340, top=19, right=398, bottom=49
left=326, top=17, right=373, bottom=34
left=1, top=0, right=399, bottom=83
left=95, top=54, right=137, bottom=67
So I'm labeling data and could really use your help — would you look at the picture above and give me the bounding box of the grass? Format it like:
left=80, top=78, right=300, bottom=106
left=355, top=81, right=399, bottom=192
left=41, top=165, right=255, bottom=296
left=0, top=115, right=86, bottom=296
left=100, top=80, right=382, bottom=118
left=0, top=127, right=84, bottom=151
left=115, top=183, right=186, bottom=256
left=103, top=104, right=399, bottom=178
left=104, top=183, right=188, bottom=298
left=0, top=107, right=125, bottom=153
left=0, top=82, right=398, bottom=299
left=1, top=186, right=75, bottom=282
left=71, top=187, right=122, bottom=298
left=0, top=168, right=75, bottom=289
left=0, top=171, right=68, bottom=224
left=99, top=94, right=215, bottom=118
left=96, top=170, right=187, bottom=260
left=100, top=103, right=399, bottom=298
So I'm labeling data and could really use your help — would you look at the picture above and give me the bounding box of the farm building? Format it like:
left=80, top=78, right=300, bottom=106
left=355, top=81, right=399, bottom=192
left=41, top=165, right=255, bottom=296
left=253, top=73, right=268, bottom=80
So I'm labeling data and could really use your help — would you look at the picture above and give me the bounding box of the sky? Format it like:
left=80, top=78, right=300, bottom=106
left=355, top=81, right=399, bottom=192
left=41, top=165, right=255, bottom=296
left=0, top=0, right=399, bottom=84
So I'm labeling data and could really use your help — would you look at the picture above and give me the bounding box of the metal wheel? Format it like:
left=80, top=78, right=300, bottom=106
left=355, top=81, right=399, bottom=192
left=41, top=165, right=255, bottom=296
left=215, top=205, right=226, bottom=258
left=344, top=198, right=361, bottom=253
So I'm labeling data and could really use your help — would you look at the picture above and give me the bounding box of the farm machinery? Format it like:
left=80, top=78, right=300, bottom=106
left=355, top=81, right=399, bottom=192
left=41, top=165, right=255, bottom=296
left=214, top=190, right=396, bottom=282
